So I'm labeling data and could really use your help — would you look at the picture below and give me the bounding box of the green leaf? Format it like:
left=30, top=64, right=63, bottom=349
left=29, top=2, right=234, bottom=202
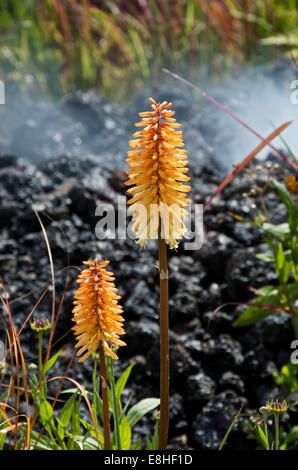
left=57, top=391, right=79, bottom=440
left=218, top=407, right=242, bottom=450
left=19, top=429, right=56, bottom=450
left=60, top=387, right=82, bottom=395
left=119, top=393, right=133, bottom=424
left=288, top=282, right=298, bottom=302
left=272, top=179, right=295, bottom=217
left=119, top=415, right=131, bottom=450
left=79, top=420, right=104, bottom=447
left=70, top=399, right=82, bottom=439
left=39, top=400, right=54, bottom=428
left=284, top=426, right=298, bottom=447
left=92, top=377, right=103, bottom=422
left=28, top=377, right=40, bottom=406
left=115, top=363, right=134, bottom=402
left=275, top=243, right=284, bottom=272
left=130, top=437, right=142, bottom=450
left=41, top=349, right=62, bottom=377
left=0, top=433, right=6, bottom=450
left=234, top=291, right=283, bottom=327
left=275, top=243, right=291, bottom=284
left=255, top=253, right=275, bottom=263
left=126, top=398, right=160, bottom=429
left=151, top=422, right=159, bottom=450
left=262, top=222, right=290, bottom=242
left=257, top=425, right=269, bottom=450
left=273, top=361, right=298, bottom=393
left=146, top=434, right=152, bottom=450
left=255, top=285, right=279, bottom=296
left=272, top=179, right=298, bottom=233
left=69, top=434, right=101, bottom=450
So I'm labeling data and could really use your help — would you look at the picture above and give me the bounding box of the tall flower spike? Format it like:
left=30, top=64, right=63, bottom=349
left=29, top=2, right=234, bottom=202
left=72, top=259, right=126, bottom=362
left=125, top=98, right=191, bottom=249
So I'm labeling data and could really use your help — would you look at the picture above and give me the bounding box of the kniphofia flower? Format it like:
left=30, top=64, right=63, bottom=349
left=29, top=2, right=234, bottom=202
left=72, top=259, right=126, bottom=362
left=125, top=98, right=191, bottom=249
left=286, top=175, right=298, bottom=193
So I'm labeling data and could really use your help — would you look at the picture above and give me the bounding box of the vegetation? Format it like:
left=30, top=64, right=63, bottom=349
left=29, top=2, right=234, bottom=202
left=0, top=0, right=297, bottom=452
left=1, top=0, right=298, bottom=101
left=0, top=88, right=297, bottom=449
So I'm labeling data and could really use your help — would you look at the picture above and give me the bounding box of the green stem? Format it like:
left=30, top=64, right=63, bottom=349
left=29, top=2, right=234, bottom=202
left=92, top=357, right=100, bottom=434
left=108, top=356, right=121, bottom=450
left=47, top=426, right=59, bottom=449
left=38, top=331, right=44, bottom=401
left=264, top=417, right=269, bottom=450
left=274, top=412, right=279, bottom=451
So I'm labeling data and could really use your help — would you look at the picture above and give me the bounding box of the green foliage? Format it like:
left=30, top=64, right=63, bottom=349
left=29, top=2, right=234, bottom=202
left=273, top=361, right=298, bottom=393
left=218, top=407, right=242, bottom=450
left=256, top=424, right=270, bottom=450
left=17, top=353, right=159, bottom=450
left=0, top=1, right=297, bottom=101
left=254, top=423, right=298, bottom=451
left=41, top=349, right=62, bottom=377
left=235, top=179, right=298, bottom=327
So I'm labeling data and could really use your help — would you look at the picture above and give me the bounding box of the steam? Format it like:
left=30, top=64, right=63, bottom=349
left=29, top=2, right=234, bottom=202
left=0, top=59, right=297, bottom=171
left=198, top=60, right=298, bottom=167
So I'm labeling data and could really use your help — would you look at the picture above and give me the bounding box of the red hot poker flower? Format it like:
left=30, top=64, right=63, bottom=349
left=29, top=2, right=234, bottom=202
left=72, top=259, right=126, bottom=362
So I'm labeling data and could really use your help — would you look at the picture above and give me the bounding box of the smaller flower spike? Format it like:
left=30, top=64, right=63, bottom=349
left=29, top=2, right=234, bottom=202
left=125, top=98, right=191, bottom=249
left=72, top=259, right=126, bottom=362
left=286, top=175, right=298, bottom=193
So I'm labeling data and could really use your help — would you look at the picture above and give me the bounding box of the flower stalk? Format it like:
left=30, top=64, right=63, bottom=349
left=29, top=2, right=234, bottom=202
left=72, top=258, right=126, bottom=450
left=274, top=412, right=280, bottom=450
left=125, top=98, right=191, bottom=450
left=157, top=222, right=169, bottom=450
left=38, top=331, right=44, bottom=401
left=31, top=318, right=51, bottom=402
left=98, top=342, right=111, bottom=450
left=107, top=356, right=121, bottom=450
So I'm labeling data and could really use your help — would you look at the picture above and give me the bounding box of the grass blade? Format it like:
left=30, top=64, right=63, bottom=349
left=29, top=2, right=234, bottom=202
left=218, top=406, right=242, bottom=450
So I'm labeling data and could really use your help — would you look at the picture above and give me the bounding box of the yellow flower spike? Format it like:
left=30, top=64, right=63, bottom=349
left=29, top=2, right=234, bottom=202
left=72, top=259, right=126, bottom=362
left=125, top=98, right=192, bottom=450
left=125, top=98, right=191, bottom=249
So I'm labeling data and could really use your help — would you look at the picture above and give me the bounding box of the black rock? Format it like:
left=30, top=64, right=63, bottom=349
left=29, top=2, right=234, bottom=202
left=192, top=391, right=248, bottom=450
left=202, top=334, right=244, bottom=373
left=186, top=372, right=217, bottom=407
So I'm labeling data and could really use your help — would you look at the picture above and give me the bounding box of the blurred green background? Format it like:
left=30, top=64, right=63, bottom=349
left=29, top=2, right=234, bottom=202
left=0, top=0, right=297, bottom=103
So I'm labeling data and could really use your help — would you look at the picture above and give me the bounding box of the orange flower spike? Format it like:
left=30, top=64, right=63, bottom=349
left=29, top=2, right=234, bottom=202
left=72, top=259, right=126, bottom=362
left=125, top=98, right=191, bottom=249
left=286, top=175, right=298, bottom=193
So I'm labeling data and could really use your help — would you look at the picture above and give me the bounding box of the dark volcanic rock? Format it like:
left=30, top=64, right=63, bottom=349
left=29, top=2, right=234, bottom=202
left=192, top=391, right=248, bottom=450
left=203, top=334, right=244, bottom=373
left=186, top=372, right=217, bottom=407
left=225, top=248, right=278, bottom=300
left=0, top=147, right=295, bottom=450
